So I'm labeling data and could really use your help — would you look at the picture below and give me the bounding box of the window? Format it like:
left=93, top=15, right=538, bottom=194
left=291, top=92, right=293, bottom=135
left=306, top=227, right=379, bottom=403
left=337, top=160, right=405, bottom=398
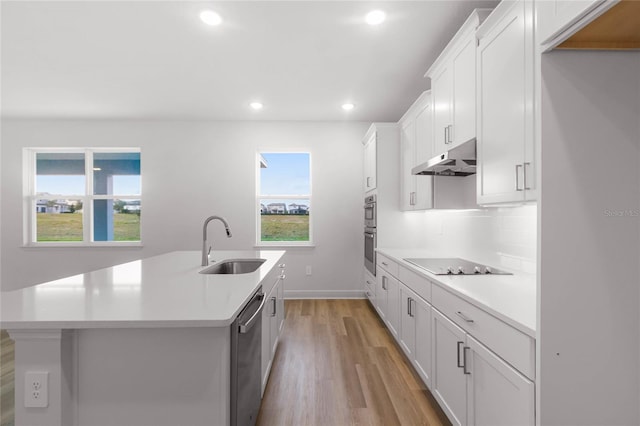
left=257, top=152, right=311, bottom=245
left=24, top=148, right=141, bottom=246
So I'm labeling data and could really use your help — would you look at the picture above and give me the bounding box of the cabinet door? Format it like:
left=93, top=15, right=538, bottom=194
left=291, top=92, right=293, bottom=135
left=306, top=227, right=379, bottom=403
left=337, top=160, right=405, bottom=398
left=269, top=282, right=279, bottom=358
left=414, top=102, right=434, bottom=210
left=414, top=296, right=432, bottom=388
left=451, top=35, right=477, bottom=147
left=385, top=274, right=400, bottom=338
left=276, top=277, right=285, bottom=334
left=477, top=0, right=534, bottom=204
left=375, top=272, right=388, bottom=320
left=261, top=287, right=275, bottom=394
left=364, top=134, right=377, bottom=192
left=466, top=335, right=535, bottom=426
left=432, top=309, right=467, bottom=426
left=364, top=269, right=376, bottom=303
left=400, top=119, right=416, bottom=211
left=431, top=65, right=452, bottom=156
left=399, top=284, right=417, bottom=358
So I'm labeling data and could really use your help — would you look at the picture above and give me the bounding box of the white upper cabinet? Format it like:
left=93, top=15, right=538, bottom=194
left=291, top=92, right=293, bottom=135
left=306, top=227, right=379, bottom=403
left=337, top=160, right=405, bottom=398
left=363, top=131, right=377, bottom=193
left=399, top=91, right=434, bottom=211
left=476, top=0, right=536, bottom=205
left=536, top=0, right=614, bottom=49
left=431, top=65, right=452, bottom=154
left=426, top=9, right=492, bottom=156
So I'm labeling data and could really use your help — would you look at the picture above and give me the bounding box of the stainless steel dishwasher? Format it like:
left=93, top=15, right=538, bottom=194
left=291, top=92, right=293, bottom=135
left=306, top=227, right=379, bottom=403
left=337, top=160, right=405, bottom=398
left=231, top=287, right=266, bottom=426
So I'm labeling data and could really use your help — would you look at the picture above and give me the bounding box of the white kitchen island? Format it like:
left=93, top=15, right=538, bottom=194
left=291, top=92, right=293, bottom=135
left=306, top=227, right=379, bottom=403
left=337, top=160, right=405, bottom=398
left=1, top=250, right=285, bottom=426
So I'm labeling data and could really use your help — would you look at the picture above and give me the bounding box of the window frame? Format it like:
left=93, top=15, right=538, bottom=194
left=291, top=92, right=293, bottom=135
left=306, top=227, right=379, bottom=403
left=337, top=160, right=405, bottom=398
left=23, top=147, right=142, bottom=247
left=256, top=151, right=313, bottom=247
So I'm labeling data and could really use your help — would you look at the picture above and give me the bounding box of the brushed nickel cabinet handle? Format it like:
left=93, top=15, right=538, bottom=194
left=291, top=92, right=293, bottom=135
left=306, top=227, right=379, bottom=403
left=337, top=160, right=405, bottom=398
left=463, top=346, right=471, bottom=375
left=523, top=162, right=531, bottom=190
left=457, top=341, right=464, bottom=368
left=456, top=311, right=474, bottom=323
left=515, top=164, right=523, bottom=191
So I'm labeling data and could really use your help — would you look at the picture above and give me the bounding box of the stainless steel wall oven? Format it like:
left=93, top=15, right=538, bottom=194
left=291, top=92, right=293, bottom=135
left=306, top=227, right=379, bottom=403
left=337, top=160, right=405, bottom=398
left=364, top=195, right=377, bottom=275
left=364, top=227, right=376, bottom=276
left=364, top=194, right=376, bottom=228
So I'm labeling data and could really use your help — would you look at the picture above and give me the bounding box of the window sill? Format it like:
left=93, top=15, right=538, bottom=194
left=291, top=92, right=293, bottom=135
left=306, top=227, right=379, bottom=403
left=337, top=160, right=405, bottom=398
left=22, top=242, right=144, bottom=249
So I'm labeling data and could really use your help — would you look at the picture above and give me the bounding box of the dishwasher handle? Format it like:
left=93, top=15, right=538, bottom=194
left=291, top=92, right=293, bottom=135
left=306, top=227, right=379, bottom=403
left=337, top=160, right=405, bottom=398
left=239, top=293, right=266, bottom=334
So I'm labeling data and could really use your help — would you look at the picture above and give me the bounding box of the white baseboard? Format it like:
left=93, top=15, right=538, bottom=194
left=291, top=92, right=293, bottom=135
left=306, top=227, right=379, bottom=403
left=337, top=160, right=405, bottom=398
left=284, top=289, right=366, bottom=299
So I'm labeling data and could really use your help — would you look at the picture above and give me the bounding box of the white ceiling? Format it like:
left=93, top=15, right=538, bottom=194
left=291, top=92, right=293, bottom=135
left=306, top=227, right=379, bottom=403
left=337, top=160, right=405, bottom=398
left=1, top=1, right=498, bottom=122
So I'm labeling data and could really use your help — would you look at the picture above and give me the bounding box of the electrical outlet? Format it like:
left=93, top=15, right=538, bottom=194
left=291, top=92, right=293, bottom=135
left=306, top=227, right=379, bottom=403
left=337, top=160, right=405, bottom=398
left=25, top=371, right=48, bottom=408
left=306, top=265, right=312, bottom=276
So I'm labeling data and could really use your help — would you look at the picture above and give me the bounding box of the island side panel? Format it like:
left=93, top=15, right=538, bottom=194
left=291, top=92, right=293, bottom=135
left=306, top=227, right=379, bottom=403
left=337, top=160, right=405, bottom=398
left=9, top=329, right=74, bottom=426
left=76, top=327, right=230, bottom=426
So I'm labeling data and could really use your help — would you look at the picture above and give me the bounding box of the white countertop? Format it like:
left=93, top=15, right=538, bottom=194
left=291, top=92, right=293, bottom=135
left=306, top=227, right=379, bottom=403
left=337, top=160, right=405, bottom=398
left=0, top=250, right=285, bottom=329
left=377, top=248, right=536, bottom=337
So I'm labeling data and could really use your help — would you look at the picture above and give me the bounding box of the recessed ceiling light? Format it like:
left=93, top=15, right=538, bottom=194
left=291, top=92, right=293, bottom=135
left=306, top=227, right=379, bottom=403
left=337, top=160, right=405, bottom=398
left=365, top=10, right=386, bottom=26
left=200, top=10, right=222, bottom=26
left=342, top=103, right=355, bottom=111
left=250, top=102, right=263, bottom=110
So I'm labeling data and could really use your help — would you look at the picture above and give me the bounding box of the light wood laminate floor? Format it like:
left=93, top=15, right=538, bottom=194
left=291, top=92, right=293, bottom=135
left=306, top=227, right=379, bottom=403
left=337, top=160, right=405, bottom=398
left=0, top=300, right=448, bottom=426
left=257, top=299, right=449, bottom=426
left=1, top=330, right=14, bottom=426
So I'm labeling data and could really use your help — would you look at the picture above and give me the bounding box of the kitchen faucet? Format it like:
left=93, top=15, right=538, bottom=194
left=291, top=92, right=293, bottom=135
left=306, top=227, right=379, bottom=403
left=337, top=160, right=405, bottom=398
left=202, top=215, right=232, bottom=266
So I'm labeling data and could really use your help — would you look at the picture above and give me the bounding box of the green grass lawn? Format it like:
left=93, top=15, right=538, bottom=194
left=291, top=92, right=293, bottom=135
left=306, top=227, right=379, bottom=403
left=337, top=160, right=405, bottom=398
left=261, top=214, right=309, bottom=241
left=37, top=213, right=140, bottom=242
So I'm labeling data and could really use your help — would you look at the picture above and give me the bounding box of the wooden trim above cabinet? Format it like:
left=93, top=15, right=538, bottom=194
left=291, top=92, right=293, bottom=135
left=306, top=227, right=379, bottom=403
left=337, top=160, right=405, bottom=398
left=557, top=0, right=640, bottom=50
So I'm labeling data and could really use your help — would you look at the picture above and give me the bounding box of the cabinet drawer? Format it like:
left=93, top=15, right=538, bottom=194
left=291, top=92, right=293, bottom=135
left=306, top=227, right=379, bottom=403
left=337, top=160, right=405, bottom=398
left=398, top=265, right=431, bottom=303
left=364, top=272, right=376, bottom=302
left=432, top=284, right=535, bottom=380
left=377, top=253, right=399, bottom=277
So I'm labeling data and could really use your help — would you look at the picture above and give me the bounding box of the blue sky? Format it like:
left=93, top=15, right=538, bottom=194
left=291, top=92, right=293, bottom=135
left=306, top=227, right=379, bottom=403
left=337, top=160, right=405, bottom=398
left=260, top=153, right=310, bottom=196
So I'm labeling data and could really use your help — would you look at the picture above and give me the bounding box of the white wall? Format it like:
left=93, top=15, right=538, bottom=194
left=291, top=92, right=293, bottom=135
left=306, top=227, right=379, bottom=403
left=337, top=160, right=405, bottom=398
left=538, top=51, right=640, bottom=425
left=416, top=204, right=537, bottom=273
left=1, top=120, right=369, bottom=297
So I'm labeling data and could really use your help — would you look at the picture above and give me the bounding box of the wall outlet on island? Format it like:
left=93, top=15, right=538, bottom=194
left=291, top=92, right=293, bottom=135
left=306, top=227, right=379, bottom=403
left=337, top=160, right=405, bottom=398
left=306, top=265, right=312, bottom=276
left=25, top=371, right=49, bottom=408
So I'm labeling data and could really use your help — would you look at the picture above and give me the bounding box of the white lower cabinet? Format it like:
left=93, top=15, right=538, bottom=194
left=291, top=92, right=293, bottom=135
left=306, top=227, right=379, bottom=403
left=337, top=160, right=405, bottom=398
left=377, top=269, right=400, bottom=337
left=261, top=269, right=285, bottom=395
left=364, top=268, right=376, bottom=304
left=370, top=254, right=535, bottom=426
left=399, top=283, right=432, bottom=388
left=432, top=309, right=468, bottom=426
left=432, top=308, right=535, bottom=426
left=466, top=335, right=534, bottom=426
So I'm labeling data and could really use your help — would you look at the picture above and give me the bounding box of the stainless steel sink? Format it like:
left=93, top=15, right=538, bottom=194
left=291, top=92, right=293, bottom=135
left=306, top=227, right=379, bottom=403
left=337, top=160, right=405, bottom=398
left=200, top=259, right=266, bottom=275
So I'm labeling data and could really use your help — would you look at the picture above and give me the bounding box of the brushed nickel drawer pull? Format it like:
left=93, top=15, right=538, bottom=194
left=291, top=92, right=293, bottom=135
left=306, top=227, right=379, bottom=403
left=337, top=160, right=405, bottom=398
left=457, top=341, right=464, bottom=368
left=456, top=311, right=474, bottom=323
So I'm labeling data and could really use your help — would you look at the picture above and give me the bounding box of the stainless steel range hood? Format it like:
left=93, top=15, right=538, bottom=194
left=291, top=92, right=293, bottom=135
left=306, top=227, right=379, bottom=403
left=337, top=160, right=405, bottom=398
left=411, top=139, right=476, bottom=176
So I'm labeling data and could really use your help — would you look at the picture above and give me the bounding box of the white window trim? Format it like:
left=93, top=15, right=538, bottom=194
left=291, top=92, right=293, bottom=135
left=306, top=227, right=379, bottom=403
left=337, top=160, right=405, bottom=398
left=256, top=152, right=313, bottom=247
left=23, top=147, right=142, bottom=247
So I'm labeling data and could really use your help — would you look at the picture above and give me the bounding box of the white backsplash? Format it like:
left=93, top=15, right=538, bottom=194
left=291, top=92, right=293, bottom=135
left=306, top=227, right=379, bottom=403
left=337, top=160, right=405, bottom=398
left=414, top=204, right=537, bottom=273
